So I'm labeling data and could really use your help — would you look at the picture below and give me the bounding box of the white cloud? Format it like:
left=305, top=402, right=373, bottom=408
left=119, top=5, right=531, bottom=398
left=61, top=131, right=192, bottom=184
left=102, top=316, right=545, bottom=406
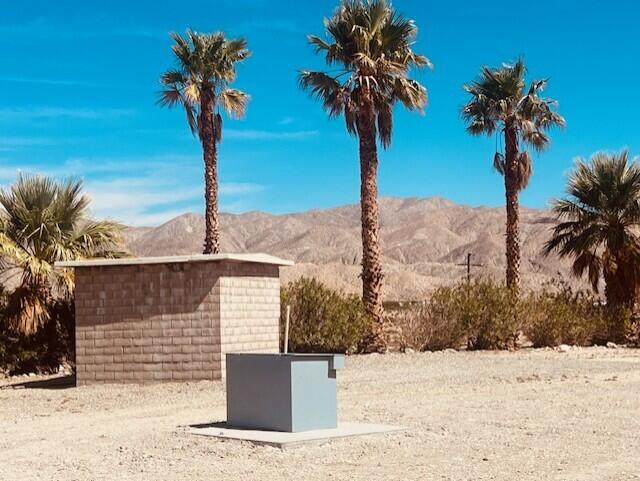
left=86, top=177, right=263, bottom=226
left=86, top=182, right=201, bottom=225
left=0, top=76, right=103, bottom=88
left=0, top=154, right=196, bottom=179
left=219, top=182, right=264, bottom=195
left=0, top=165, right=23, bottom=180
left=79, top=159, right=262, bottom=226
left=277, top=116, right=295, bottom=126
left=86, top=179, right=202, bottom=210
left=225, top=129, right=319, bottom=140
left=0, top=18, right=162, bottom=39
left=0, top=154, right=265, bottom=226
left=241, top=18, right=307, bottom=36
left=58, top=154, right=199, bottom=176
left=0, top=136, right=60, bottom=152
left=0, top=107, right=135, bottom=121
left=117, top=208, right=203, bottom=227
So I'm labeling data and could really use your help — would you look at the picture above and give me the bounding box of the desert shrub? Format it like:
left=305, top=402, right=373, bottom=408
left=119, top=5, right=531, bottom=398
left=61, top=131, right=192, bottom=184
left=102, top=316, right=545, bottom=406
left=447, top=279, right=521, bottom=350
left=521, top=285, right=594, bottom=347
left=280, top=277, right=372, bottom=354
left=628, top=318, right=640, bottom=347
left=391, top=279, right=636, bottom=352
left=389, top=300, right=466, bottom=351
left=521, top=283, right=632, bottom=347
left=0, top=299, right=74, bottom=375
left=390, top=278, right=520, bottom=351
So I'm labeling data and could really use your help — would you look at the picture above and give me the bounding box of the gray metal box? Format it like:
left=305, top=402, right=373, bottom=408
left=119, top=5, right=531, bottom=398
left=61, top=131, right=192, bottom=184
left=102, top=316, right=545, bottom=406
left=226, top=353, right=345, bottom=432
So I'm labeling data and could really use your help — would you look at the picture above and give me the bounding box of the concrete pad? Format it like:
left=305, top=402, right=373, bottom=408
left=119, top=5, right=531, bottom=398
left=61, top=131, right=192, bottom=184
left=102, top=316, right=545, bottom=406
left=188, top=422, right=405, bottom=448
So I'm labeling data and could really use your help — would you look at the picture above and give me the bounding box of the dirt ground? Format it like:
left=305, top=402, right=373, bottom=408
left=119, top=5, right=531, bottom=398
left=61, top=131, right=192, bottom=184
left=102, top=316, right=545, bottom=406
left=1, top=347, right=639, bottom=481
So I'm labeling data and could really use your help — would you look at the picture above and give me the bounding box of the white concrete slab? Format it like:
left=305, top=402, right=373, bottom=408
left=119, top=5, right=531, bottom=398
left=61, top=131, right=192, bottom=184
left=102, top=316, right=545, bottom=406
left=55, top=252, right=294, bottom=268
left=188, top=422, right=405, bottom=448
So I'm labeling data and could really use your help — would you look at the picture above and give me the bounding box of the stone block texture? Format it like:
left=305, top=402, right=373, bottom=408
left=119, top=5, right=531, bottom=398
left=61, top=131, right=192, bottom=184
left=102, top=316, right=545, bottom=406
left=74, top=261, right=280, bottom=385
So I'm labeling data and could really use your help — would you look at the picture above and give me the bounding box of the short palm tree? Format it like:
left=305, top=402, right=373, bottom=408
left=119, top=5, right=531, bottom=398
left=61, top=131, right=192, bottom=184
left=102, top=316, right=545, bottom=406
left=299, top=0, right=430, bottom=347
left=462, top=58, right=564, bottom=294
left=159, top=30, right=250, bottom=254
left=0, top=174, right=126, bottom=335
left=544, top=151, right=640, bottom=308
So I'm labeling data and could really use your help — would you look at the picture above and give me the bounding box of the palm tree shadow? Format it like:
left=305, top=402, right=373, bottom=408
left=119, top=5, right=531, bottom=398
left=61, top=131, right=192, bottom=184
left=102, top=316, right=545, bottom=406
left=1, top=374, right=76, bottom=390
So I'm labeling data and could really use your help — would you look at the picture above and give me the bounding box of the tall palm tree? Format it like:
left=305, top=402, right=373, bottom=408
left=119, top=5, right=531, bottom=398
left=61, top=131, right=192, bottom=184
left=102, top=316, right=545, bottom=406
left=462, top=58, right=564, bottom=294
left=544, top=151, right=640, bottom=308
left=0, top=174, right=126, bottom=335
left=159, top=30, right=250, bottom=254
left=299, top=0, right=430, bottom=347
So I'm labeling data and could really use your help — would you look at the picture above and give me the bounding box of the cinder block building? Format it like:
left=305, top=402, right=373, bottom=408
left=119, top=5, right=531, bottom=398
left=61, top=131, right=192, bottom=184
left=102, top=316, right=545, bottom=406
left=56, top=253, right=292, bottom=385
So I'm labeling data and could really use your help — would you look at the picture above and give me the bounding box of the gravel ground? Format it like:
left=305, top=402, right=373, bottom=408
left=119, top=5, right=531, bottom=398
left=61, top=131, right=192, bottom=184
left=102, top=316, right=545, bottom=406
left=1, top=347, right=639, bottom=481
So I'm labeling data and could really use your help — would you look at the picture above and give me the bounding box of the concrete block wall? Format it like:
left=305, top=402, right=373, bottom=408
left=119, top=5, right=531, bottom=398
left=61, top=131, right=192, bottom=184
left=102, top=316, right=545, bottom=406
left=74, top=260, right=280, bottom=385
left=219, top=263, right=281, bottom=377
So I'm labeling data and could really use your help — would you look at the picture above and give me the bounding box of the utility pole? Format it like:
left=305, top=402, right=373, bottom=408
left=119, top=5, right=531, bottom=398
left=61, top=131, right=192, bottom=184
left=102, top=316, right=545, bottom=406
left=456, top=252, right=484, bottom=282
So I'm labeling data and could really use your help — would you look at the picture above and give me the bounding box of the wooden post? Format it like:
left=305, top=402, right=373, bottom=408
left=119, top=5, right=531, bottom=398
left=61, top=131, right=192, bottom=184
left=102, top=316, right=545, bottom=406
left=284, top=305, right=291, bottom=354
left=456, top=252, right=484, bottom=282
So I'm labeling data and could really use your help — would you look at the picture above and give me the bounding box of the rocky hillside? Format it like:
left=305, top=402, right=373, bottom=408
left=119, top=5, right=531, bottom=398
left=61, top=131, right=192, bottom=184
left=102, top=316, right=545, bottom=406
left=125, top=197, right=580, bottom=300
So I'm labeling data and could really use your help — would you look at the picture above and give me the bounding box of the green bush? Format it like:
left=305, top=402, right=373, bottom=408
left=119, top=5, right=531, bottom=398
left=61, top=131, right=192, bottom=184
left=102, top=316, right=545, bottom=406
left=280, top=278, right=372, bottom=354
left=389, top=299, right=466, bottom=351
left=390, top=278, right=520, bottom=351
left=522, top=285, right=596, bottom=347
left=443, top=278, right=521, bottom=350
left=390, top=278, right=634, bottom=352
left=629, top=319, right=640, bottom=347
left=521, top=283, right=632, bottom=347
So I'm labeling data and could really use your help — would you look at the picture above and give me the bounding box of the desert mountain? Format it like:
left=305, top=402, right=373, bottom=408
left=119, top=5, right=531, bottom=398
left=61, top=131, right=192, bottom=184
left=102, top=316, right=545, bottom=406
left=125, top=196, right=581, bottom=301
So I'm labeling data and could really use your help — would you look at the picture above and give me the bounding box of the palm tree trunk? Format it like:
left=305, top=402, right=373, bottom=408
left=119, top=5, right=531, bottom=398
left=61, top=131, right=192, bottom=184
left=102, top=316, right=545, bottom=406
left=357, top=97, right=385, bottom=351
left=504, top=126, right=521, bottom=294
left=605, top=258, right=636, bottom=308
left=604, top=270, right=620, bottom=307
left=603, top=266, right=634, bottom=342
left=200, top=92, right=220, bottom=254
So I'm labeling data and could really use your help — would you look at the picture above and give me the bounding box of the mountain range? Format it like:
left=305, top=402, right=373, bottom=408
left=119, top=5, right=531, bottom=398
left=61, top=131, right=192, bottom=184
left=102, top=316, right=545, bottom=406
left=124, top=196, right=581, bottom=301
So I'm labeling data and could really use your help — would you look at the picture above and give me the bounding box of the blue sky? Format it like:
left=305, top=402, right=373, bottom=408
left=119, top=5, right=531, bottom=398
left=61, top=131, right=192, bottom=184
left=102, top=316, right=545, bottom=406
left=1, top=0, right=639, bottom=225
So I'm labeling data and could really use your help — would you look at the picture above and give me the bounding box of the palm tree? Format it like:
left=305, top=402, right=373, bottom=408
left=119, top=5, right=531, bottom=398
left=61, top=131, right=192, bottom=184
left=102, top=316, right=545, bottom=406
left=544, top=151, right=640, bottom=308
left=299, top=0, right=430, bottom=347
left=159, top=30, right=250, bottom=254
left=0, top=174, right=126, bottom=335
left=462, top=58, right=564, bottom=294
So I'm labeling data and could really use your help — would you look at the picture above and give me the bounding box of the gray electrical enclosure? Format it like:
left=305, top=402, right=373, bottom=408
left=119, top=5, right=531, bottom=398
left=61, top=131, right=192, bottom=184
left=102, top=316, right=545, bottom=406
left=226, top=353, right=345, bottom=432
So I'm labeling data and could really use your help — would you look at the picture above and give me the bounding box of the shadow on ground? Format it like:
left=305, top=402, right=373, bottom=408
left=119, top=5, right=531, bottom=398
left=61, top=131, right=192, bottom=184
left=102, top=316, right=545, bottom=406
left=189, top=421, right=228, bottom=430
left=0, top=374, right=76, bottom=390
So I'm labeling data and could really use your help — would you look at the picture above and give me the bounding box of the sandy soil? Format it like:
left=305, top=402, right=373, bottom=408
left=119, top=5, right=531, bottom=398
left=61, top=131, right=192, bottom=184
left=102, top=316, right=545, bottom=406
left=1, top=348, right=639, bottom=481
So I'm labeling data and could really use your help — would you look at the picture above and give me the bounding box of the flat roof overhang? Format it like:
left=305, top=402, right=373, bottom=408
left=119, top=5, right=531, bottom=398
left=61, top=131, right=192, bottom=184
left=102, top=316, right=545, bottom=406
left=55, top=252, right=294, bottom=268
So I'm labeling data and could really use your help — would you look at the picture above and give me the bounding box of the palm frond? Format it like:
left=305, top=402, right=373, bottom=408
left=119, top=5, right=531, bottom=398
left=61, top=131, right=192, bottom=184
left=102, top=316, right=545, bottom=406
left=213, top=112, right=223, bottom=143
left=515, top=150, right=533, bottom=189
left=462, top=58, right=562, bottom=198
left=4, top=285, right=50, bottom=336
left=393, top=77, right=427, bottom=111
left=223, top=37, right=250, bottom=63
left=301, top=0, right=429, bottom=148
left=157, top=85, right=183, bottom=108
left=0, top=175, right=126, bottom=335
left=219, top=89, right=249, bottom=119
left=377, top=98, right=392, bottom=148
left=493, top=152, right=505, bottom=175
left=69, top=220, right=126, bottom=258
left=299, top=71, right=345, bottom=117
left=159, top=29, right=251, bottom=140
left=544, top=150, right=640, bottom=305
left=308, top=34, right=331, bottom=53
